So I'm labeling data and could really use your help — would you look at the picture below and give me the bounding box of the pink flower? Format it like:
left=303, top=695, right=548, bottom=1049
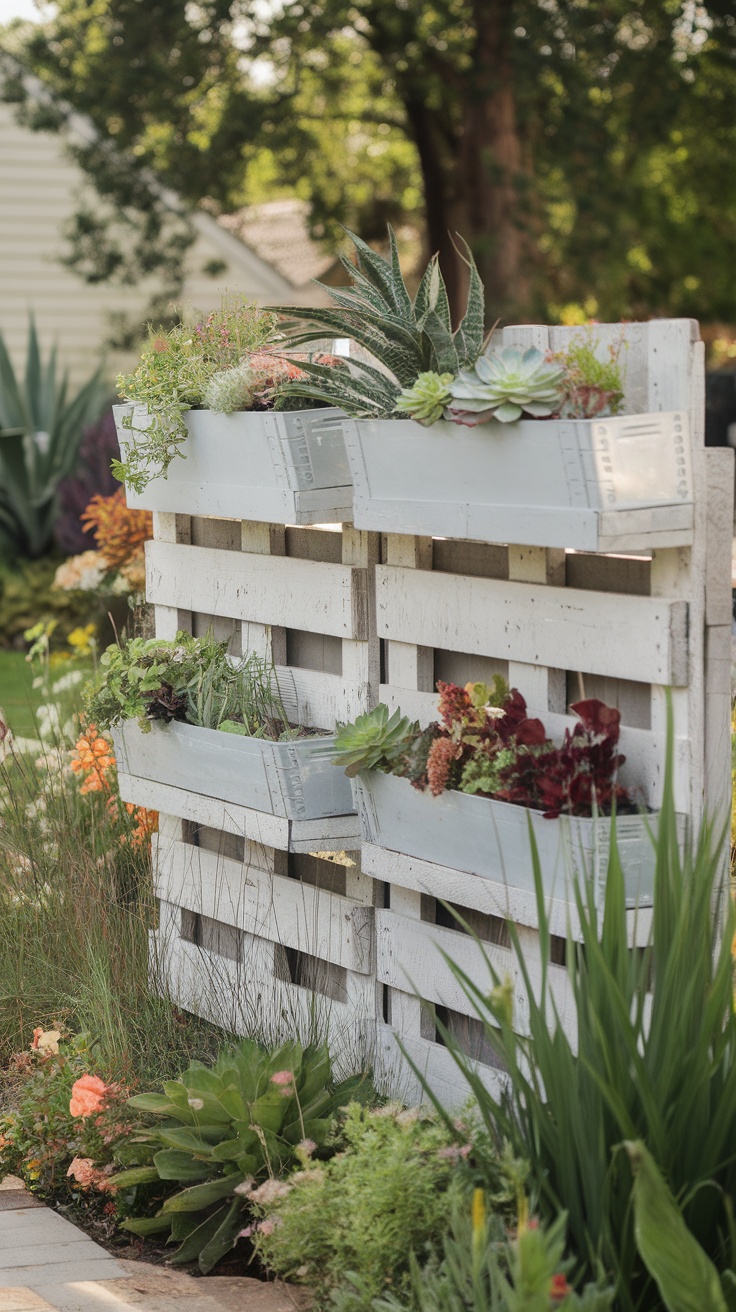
left=258, top=1216, right=282, bottom=1236
left=238, top=1225, right=255, bottom=1239
left=69, top=1073, right=110, bottom=1118
left=270, top=1069, right=296, bottom=1095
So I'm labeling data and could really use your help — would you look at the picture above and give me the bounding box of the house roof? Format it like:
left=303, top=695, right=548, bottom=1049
left=218, top=200, right=341, bottom=291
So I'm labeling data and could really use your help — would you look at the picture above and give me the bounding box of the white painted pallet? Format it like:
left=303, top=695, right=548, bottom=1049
left=151, top=815, right=377, bottom=1074
left=344, top=409, right=694, bottom=552
left=133, top=316, right=733, bottom=1107
left=116, top=404, right=353, bottom=525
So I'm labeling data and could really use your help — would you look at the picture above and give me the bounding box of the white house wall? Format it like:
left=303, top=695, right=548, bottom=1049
left=0, top=101, right=301, bottom=387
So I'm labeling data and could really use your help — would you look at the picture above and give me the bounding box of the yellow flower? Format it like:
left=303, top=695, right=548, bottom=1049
left=67, top=624, right=96, bottom=656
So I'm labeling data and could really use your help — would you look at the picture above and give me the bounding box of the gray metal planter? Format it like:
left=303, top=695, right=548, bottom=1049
left=113, top=720, right=355, bottom=821
left=353, top=771, right=657, bottom=907
left=114, top=404, right=353, bottom=524
left=342, top=412, right=693, bottom=552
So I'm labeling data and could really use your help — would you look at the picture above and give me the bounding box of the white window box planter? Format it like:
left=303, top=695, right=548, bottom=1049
left=353, top=771, right=658, bottom=908
left=112, top=719, right=355, bottom=823
left=114, top=404, right=353, bottom=524
left=343, top=412, right=693, bottom=552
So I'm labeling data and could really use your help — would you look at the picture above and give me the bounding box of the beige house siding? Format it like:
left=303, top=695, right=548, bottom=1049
left=0, top=101, right=301, bottom=387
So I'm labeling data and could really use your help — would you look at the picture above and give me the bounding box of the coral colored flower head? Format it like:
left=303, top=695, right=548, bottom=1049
left=69, top=1073, right=110, bottom=1118
left=549, top=1273, right=572, bottom=1304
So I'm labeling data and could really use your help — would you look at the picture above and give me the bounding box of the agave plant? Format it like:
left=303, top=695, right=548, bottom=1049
left=0, top=319, right=107, bottom=557
left=329, top=704, right=418, bottom=777
left=269, top=227, right=486, bottom=419
left=110, top=1037, right=370, bottom=1273
left=447, top=346, right=566, bottom=425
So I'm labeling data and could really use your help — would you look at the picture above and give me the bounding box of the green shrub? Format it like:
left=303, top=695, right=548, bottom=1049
left=409, top=704, right=736, bottom=1310
left=113, top=1039, right=371, bottom=1274
left=252, top=1102, right=482, bottom=1312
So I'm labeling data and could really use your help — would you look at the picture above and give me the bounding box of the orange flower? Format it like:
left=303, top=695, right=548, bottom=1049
left=67, top=1156, right=116, bottom=1193
left=69, top=1074, right=110, bottom=1118
left=70, top=725, right=115, bottom=795
left=81, top=489, right=152, bottom=570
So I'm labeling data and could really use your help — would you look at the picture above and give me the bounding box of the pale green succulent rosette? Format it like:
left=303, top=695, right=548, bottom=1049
left=446, top=345, right=566, bottom=425
left=395, top=371, right=455, bottom=425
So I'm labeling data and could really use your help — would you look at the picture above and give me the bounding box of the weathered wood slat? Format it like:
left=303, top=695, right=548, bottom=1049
left=117, top=774, right=361, bottom=851
left=154, top=839, right=373, bottom=973
left=375, top=909, right=575, bottom=1043
left=147, top=540, right=369, bottom=639
left=376, top=564, right=688, bottom=685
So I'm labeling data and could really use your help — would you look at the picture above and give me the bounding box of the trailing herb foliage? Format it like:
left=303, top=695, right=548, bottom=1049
left=111, top=1039, right=370, bottom=1274
left=113, top=296, right=343, bottom=492
left=84, top=631, right=293, bottom=739
left=407, top=706, right=736, bottom=1311
left=331, top=679, right=633, bottom=819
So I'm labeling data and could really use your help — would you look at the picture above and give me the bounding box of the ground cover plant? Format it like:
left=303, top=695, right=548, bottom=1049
left=407, top=708, right=736, bottom=1311
left=114, top=294, right=344, bottom=492
left=85, top=630, right=302, bottom=740
left=331, top=680, right=634, bottom=819
left=272, top=227, right=624, bottom=426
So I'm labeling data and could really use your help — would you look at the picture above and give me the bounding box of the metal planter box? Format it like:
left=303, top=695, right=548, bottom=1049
left=113, top=720, right=355, bottom=822
left=114, top=404, right=353, bottom=525
left=343, top=412, right=693, bottom=552
left=353, top=771, right=657, bottom=907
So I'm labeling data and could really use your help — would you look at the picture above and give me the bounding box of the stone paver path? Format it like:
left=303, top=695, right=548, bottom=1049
left=0, top=1177, right=306, bottom=1312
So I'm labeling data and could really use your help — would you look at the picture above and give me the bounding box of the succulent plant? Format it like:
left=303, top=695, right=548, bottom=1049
left=268, top=226, right=486, bottom=419
left=395, top=372, right=454, bottom=425
left=447, top=346, right=566, bottom=425
left=330, top=704, right=418, bottom=777
left=202, top=360, right=257, bottom=413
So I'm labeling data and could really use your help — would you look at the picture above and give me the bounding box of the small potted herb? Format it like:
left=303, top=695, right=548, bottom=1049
left=328, top=678, right=660, bottom=905
left=271, top=229, right=693, bottom=552
left=85, top=631, right=355, bottom=823
left=113, top=295, right=353, bottom=524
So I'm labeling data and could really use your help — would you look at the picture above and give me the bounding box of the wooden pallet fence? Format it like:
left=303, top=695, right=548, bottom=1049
left=151, top=815, right=378, bottom=1075
left=124, top=317, right=733, bottom=1105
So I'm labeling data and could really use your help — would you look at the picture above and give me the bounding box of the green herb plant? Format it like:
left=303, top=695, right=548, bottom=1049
left=407, top=702, right=735, bottom=1311
left=84, top=630, right=293, bottom=738
left=252, top=1102, right=477, bottom=1312
left=0, top=319, right=106, bottom=558
left=114, top=296, right=278, bottom=492
left=111, top=1039, right=370, bottom=1274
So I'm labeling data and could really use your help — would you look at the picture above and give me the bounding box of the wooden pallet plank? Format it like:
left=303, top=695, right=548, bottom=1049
left=376, top=564, right=688, bottom=685
left=146, top=540, right=369, bottom=639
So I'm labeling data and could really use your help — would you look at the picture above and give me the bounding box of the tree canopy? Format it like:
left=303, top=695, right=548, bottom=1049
left=4, top=0, right=736, bottom=327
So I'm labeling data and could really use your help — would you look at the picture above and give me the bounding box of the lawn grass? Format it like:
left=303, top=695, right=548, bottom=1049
left=0, top=650, right=43, bottom=739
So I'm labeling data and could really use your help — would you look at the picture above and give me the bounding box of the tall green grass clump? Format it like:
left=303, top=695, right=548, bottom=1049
left=412, top=701, right=735, bottom=1311
left=0, top=734, right=222, bottom=1086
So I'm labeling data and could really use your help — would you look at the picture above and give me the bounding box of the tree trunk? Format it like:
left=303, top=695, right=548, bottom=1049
left=401, top=2, right=533, bottom=327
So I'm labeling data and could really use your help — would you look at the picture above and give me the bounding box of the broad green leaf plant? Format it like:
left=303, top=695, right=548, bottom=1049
left=110, top=1038, right=369, bottom=1273
left=0, top=319, right=106, bottom=558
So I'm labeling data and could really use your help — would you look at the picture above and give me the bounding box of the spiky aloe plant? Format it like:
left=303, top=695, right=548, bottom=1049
left=269, top=227, right=485, bottom=418
left=447, top=346, right=566, bottom=425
